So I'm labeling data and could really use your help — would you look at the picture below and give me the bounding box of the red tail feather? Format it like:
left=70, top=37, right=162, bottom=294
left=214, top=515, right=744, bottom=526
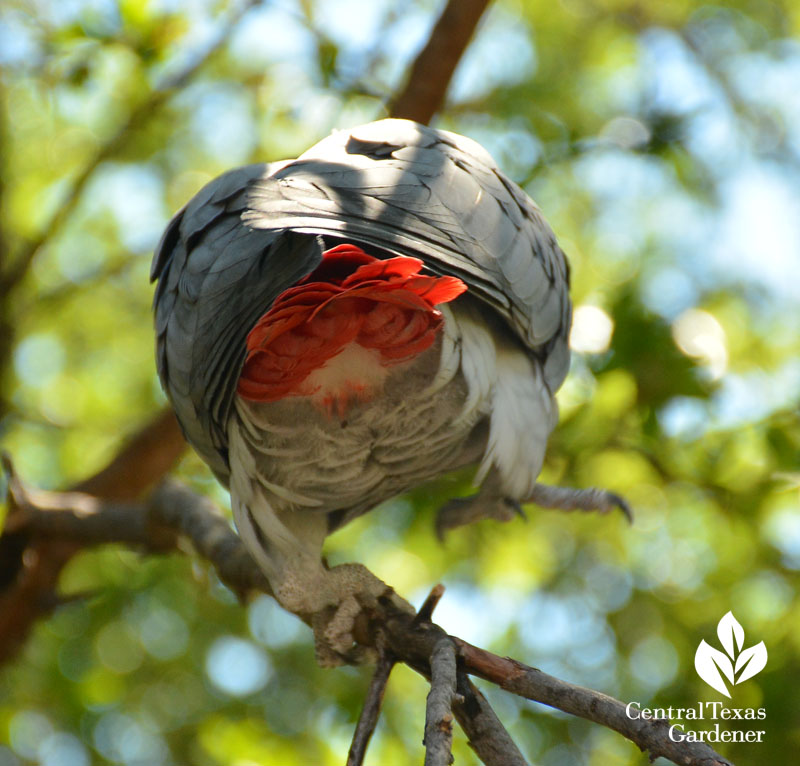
left=237, top=244, right=467, bottom=405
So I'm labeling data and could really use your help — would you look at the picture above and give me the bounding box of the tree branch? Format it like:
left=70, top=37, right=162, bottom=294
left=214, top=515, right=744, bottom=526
left=148, top=480, right=269, bottom=598
left=0, top=406, right=186, bottom=663
left=388, top=0, right=491, bottom=124
left=347, top=649, right=395, bottom=766
left=454, top=641, right=733, bottom=766
left=377, top=619, right=734, bottom=766
left=0, top=465, right=735, bottom=766
left=452, top=674, right=530, bottom=766
left=424, top=638, right=458, bottom=766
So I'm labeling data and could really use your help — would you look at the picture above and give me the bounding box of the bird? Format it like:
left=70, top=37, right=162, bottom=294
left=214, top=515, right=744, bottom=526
left=151, top=119, right=628, bottom=664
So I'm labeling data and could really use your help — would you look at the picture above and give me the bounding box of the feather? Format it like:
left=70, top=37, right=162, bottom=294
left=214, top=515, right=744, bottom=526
left=152, top=117, right=571, bottom=515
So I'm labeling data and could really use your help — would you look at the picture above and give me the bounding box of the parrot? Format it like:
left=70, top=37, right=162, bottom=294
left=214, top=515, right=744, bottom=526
left=151, top=119, right=628, bottom=664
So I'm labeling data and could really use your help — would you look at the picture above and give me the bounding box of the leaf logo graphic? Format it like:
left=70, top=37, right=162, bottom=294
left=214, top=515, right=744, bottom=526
left=694, top=612, right=767, bottom=697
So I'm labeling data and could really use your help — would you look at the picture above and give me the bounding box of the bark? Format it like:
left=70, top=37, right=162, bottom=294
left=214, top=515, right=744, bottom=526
left=453, top=675, right=530, bottom=766
left=347, top=651, right=395, bottom=766
left=0, top=439, right=183, bottom=664
left=424, top=638, right=458, bottom=766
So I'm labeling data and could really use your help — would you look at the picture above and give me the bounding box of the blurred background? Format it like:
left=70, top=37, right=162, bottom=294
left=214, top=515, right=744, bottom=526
left=0, top=0, right=798, bottom=764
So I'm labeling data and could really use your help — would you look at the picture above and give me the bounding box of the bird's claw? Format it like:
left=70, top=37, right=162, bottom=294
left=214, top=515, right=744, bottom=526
left=435, top=484, right=633, bottom=540
left=303, top=563, right=414, bottom=667
left=604, top=491, right=634, bottom=524
left=527, top=482, right=634, bottom=523
left=504, top=497, right=527, bottom=521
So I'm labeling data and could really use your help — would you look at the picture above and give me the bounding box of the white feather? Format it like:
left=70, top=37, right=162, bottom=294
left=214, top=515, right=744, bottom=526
left=450, top=304, right=557, bottom=499
left=477, top=346, right=556, bottom=498
left=422, top=304, right=461, bottom=396
left=229, top=418, right=327, bottom=571
left=451, top=306, right=496, bottom=429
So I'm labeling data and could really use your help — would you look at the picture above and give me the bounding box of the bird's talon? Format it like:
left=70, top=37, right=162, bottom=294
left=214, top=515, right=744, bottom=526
left=504, top=497, right=527, bottom=520
left=610, top=493, right=634, bottom=524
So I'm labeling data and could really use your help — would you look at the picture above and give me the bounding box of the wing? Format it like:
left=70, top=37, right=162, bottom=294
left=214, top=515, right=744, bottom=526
left=152, top=163, right=324, bottom=480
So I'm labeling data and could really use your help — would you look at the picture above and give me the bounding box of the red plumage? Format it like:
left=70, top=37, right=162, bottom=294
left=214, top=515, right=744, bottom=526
left=237, top=244, right=466, bottom=404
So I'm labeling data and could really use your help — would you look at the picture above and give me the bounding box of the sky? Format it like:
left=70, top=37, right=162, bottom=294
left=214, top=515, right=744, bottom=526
left=7, top=0, right=797, bottom=433
left=1, top=2, right=799, bottom=751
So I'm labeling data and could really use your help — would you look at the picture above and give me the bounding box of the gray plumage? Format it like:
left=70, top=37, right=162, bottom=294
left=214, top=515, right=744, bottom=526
left=152, top=119, right=582, bottom=661
left=152, top=119, right=571, bottom=482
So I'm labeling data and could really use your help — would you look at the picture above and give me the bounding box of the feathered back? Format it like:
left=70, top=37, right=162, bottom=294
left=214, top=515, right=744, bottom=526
left=152, top=119, right=571, bottom=482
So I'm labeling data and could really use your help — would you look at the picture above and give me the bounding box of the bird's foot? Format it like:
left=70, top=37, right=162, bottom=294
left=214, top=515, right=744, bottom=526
left=276, top=562, right=414, bottom=667
left=435, top=482, right=632, bottom=539
left=527, top=482, right=633, bottom=522
left=435, top=493, right=524, bottom=539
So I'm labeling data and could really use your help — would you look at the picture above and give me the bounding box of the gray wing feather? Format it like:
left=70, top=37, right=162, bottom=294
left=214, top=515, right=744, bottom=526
left=153, top=164, right=323, bottom=480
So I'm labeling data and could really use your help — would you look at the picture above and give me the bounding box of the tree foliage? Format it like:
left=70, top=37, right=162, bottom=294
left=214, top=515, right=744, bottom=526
left=1, top=0, right=799, bottom=764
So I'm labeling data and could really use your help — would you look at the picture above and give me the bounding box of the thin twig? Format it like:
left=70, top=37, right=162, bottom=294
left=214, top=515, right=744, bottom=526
left=414, top=583, right=446, bottom=624
left=424, top=638, right=458, bottom=766
left=453, top=674, right=530, bottom=766
left=346, top=649, right=395, bottom=766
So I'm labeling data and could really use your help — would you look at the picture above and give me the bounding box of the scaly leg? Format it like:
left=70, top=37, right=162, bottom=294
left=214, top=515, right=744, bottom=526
left=234, top=494, right=413, bottom=666
left=527, top=482, right=632, bottom=522
left=435, top=474, right=632, bottom=538
left=435, top=471, right=524, bottom=539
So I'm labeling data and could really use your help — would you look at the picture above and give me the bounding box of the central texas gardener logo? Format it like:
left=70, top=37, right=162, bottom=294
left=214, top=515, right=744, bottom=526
left=695, top=612, right=768, bottom=698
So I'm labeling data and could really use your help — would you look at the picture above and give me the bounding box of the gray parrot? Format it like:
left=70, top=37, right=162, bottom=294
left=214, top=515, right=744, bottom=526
left=152, top=119, right=627, bottom=664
